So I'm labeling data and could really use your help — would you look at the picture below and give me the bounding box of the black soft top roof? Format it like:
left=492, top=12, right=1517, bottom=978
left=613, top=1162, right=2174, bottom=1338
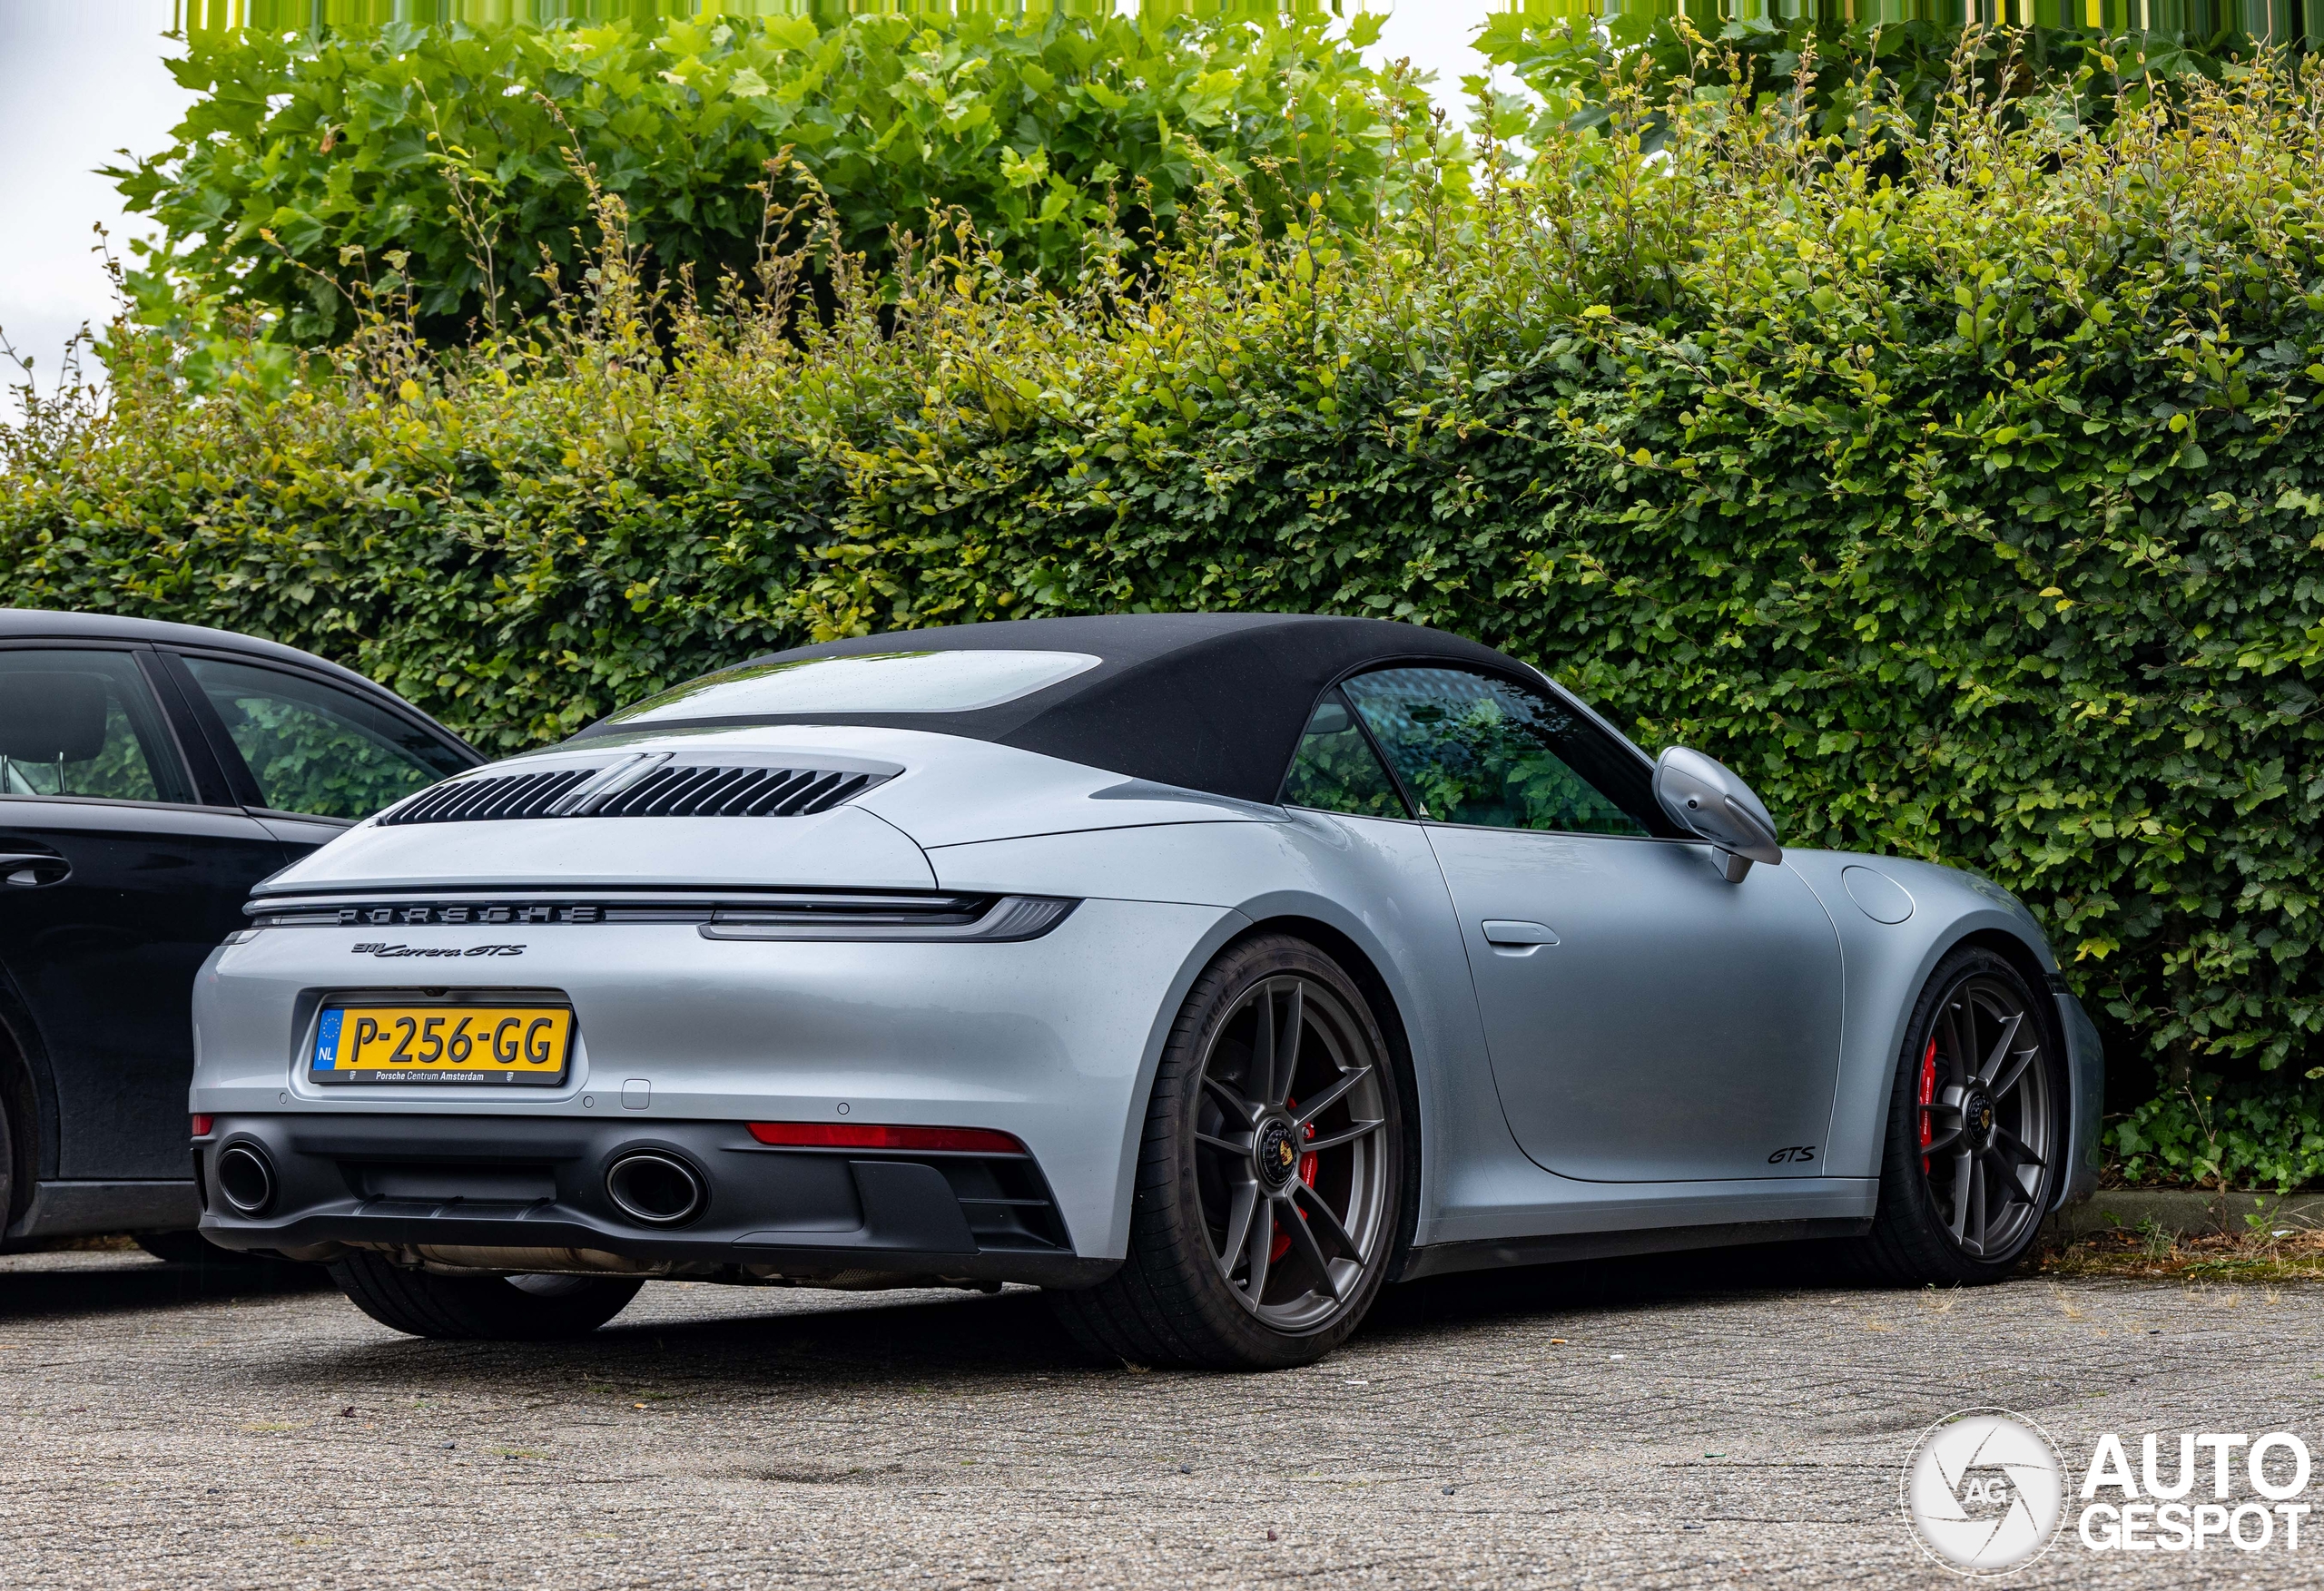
left=575, top=613, right=1588, bottom=804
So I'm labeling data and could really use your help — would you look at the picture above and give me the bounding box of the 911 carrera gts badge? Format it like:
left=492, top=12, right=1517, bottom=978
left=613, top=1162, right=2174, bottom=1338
left=349, top=943, right=527, bottom=958
left=1766, top=1144, right=1817, bottom=1164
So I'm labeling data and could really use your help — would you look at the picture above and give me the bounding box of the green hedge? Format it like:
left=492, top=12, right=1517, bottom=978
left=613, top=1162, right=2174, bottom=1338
left=9, top=60, right=2324, bottom=1169
left=109, top=8, right=1442, bottom=345
left=2111, top=1074, right=2324, bottom=1189
left=1477, top=10, right=2274, bottom=152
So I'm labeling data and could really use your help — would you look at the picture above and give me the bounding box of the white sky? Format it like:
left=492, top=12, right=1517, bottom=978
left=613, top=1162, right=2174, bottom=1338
left=1365, top=0, right=1508, bottom=109
left=0, top=1, right=192, bottom=420
left=0, top=0, right=1504, bottom=423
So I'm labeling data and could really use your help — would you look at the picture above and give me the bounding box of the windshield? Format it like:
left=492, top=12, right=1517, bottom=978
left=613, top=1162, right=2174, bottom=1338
left=603, top=650, right=1102, bottom=726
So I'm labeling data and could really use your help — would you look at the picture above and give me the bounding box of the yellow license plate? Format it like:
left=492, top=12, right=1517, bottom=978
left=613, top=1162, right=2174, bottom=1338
left=310, top=1005, right=573, bottom=1085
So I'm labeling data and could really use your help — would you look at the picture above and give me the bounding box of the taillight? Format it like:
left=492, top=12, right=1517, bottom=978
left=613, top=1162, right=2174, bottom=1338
left=746, top=1122, right=1026, bottom=1154
left=191, top=1115, right=214, bottom=1138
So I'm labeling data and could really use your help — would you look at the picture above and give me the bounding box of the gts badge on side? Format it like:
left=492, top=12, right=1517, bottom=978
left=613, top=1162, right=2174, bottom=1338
left=1767, top=1144, right=1817, bottom=1164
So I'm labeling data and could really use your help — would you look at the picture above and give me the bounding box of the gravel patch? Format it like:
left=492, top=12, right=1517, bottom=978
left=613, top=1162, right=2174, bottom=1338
left=3, top=1244, right=2318, bottom=1586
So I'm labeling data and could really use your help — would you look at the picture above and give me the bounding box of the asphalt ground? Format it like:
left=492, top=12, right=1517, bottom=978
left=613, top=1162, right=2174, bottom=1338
left=3, top=1243, right=2320, bottom=1588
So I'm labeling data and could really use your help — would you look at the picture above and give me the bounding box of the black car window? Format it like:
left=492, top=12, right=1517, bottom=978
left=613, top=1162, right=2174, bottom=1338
left=1279, top=690, right=1410, bottom=819
left=182, top=656, right=468, bottom=820
left=0, top=649, right=192, bottom=805
left=1341, top=666, right=1655, bottom=836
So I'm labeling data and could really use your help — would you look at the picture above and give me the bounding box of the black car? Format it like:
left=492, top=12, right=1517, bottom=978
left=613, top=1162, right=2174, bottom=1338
left=0, top=610, right=478, bottom=1255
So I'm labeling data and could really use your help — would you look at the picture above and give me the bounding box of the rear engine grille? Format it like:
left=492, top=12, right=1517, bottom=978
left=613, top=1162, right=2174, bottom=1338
left=379, top=764, right=887, bottom=825
left=592, top=765, right=876, bottom=818
left=384, top=769, right=596, bottom=825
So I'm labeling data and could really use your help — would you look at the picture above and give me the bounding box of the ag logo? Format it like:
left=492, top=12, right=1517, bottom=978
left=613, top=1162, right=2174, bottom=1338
left=1901, top=1409, right=2065, bottom=1575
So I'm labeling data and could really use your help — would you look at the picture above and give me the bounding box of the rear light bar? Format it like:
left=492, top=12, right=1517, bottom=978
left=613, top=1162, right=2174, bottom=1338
left=243, top=890, right=1078, bottom=943
left=746, top=1122, right=1027, bottom=1154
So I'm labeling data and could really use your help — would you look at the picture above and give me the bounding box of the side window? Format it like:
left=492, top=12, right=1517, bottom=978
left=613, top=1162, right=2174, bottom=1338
left=181, top=656, right=468, bottom=820
left=1279, top=691, right=1410, bottom=819
left=0, top=649, right=191, bottom=805
left=1341, top=666, right=1654, bottom=836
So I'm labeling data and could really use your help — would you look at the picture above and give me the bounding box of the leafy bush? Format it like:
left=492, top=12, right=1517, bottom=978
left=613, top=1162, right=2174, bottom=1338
left=8, top=53, right=2324, bottom=1122
left=2109, top=1075, right=2324, bottom=1191
left=109, top=8, right=1446, bottom=344
left=1475, top=7, right=2266, bottom=154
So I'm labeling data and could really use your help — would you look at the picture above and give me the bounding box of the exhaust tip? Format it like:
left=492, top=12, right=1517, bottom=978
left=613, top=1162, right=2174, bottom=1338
left=605, top=1151, right=706, bottom=1227
left=215, top=1143, right=276, bottom=1216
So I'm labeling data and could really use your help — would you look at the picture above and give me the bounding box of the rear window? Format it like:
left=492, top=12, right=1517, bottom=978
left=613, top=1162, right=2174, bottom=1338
left=605, top=650, right=1102, bottom=727
left=182, top=656, right=471, bottom=820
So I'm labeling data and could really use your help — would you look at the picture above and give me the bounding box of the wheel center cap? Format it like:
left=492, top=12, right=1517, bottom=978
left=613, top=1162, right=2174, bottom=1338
left=1964, top=1089, right=1996, bottom=1150
left=1256, top=1118, right=1299, bottom=1190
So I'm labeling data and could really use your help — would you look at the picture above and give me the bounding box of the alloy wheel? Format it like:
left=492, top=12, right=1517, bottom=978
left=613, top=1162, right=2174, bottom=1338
left=1915, top=974, right=2053, bottom=1260
left=1192, top=973, right=1391, bottom=1332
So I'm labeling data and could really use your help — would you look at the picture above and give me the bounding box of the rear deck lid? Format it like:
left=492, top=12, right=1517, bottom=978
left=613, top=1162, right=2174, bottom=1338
left=252, top=747, right=931, bottom=894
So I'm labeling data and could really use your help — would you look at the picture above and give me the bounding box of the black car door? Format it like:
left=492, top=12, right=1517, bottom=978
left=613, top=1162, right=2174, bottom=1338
left=0, top=644, right=287, bottom=1182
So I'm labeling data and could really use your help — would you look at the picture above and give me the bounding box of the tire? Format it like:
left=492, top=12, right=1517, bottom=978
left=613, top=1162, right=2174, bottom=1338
left=328, top=1250, right=643, bottom=1340
left=1047, top=934, right=1406, bottom=1370
left=1849, top=947, right=2064, bottom=1286
left=135, top=1230, right=283, bottom=1267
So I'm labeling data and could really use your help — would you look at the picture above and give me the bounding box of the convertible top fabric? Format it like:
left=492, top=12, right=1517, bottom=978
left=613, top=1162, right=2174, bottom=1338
left=575, top=614, right=1530, bottom=804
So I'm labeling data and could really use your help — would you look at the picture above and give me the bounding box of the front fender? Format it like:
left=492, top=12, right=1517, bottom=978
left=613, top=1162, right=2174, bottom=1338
left=1787, top=852, right=2091, bottom=1198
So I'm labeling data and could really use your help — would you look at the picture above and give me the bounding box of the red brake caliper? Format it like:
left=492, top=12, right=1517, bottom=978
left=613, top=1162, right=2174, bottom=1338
left=1916, top=1036, right=1939, bottom=1174
left=1268, top=1107, right=1321, bottom=1262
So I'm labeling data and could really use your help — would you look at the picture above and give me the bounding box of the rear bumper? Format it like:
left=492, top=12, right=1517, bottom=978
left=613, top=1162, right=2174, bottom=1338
left=193, top=898, right=1238, bottom=1262
left=194, top=1114, right=1114, bottom=1289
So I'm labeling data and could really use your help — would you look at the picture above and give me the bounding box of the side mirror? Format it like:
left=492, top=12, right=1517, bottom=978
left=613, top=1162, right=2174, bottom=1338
left=1653, top=747, right=1783, bottom=882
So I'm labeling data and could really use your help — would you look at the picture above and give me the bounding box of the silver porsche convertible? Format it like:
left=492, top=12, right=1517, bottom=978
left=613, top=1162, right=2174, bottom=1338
left=189, top=614, right=2100, bottom=1368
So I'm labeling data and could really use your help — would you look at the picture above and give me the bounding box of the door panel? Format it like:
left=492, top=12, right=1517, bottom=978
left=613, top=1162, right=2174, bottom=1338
left=0, top=800, right=285, bottom=1179
left=0, top=645, right=286, bottom=1181
left=1334, top=661, right=1846, bottom=1184
left=1429, top=827, right=1845, bottom=1183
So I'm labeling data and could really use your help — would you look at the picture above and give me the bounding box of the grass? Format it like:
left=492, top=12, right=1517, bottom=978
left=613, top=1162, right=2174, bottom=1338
left=2036, top=1221, right=2324, bottom=1282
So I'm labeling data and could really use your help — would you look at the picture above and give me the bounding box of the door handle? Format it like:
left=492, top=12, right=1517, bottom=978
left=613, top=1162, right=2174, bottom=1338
left=0, top=852, right=70, bottom=888
left=1482, top=919, right=1560, bottom=948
